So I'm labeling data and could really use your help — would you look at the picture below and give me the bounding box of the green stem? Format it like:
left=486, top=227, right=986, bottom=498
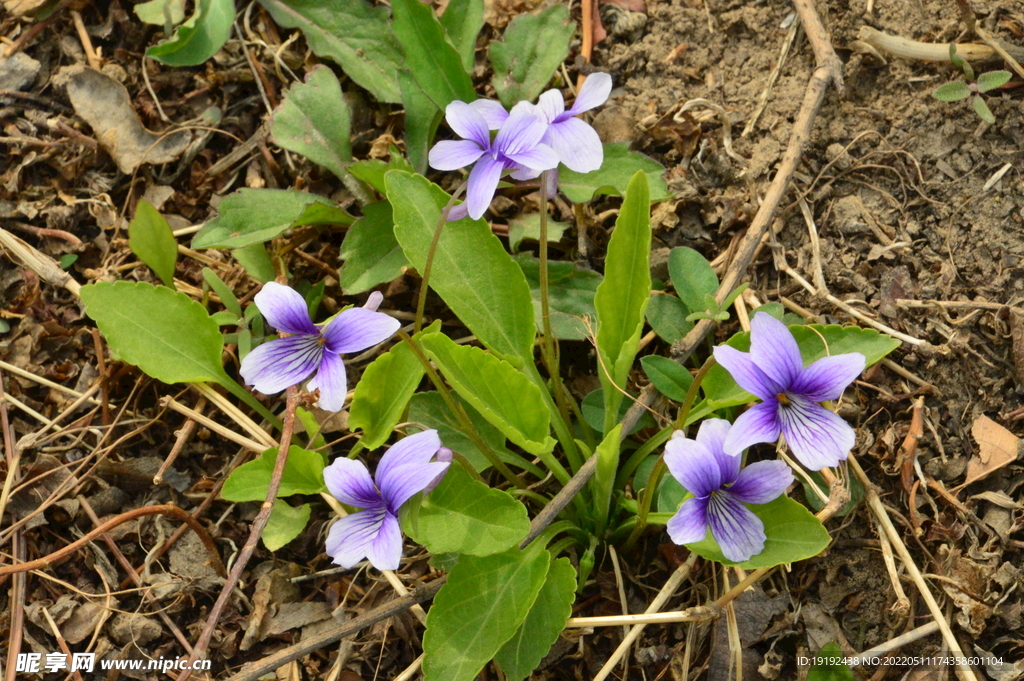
left=414, top=181, right=468, bottom=334
left=397, top=330, right=529, bottom=489
left=625, top=355, right=717, bottom=549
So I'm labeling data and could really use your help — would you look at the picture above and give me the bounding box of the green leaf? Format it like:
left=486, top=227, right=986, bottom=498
left=232, top=243, right=275, bottom=283
left=263, top=500, right=311, bottom=551
left=339, top=201, right=408, bottom=294
left=423, top=545, right=550, bottom=681
left=348, top=322, right=436, bottom=449
left=595, top=171, right=651, bottom=432
left=751, top=301, right=785, bottom=320
left=489, top=5, right=574, bottom=108
left=645, top=294, right=693, bottom=343
left=558, top=143, right=670, bottom=203
left=348, top=155, right=415, bottom=195
left=202, top=268, right=242, bottom=318
left=271, top=65, right=354, bottom=182
left=419, top=333, right=555, bottom=455
left=977, top=70, right=1011, bottom=93
left=592, top=424, right=622, bottom=532
left=408, top=392, right=541, bottom=476
left=81, top=281, right=231, bottom=386
left=641, top=355, right=693, bottom=402
left=514, top=254, right=601, bottom=341
left=702, top=323, right=902, bottom=409
left=668, top=247, right=718, bottom=314
left=932, top=81, right=971, bottom=101
left=387, top=171, right=537, bottom=362
left=973, top=95, right=995, bottom=123
left=220, top=446, right=327, bottom=502
left=807, top=643, right=854, bottom=681
left=135, top=0, right=186, bottom=26
left=404, top=461, right=529, bottom=555
left=256, top=0, right=403, bottom=103
left=507, top=213, right=568, bottom=253
left=494, top=557, right=576, bottom=681
left=146, top=0, right=234, bottom=66
left=392, top=0, right=475, bottom=109
left=677, top=495, right=831, bottom=569
left=399, top=70, right=443, bottom=174
left=439, top=0, right=484, bottom=73
left=193, top=188, right=353, bottom=250
left=129, top=199, right=178, bottom=288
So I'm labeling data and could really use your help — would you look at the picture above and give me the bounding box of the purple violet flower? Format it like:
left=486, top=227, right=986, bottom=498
left=323, top=430, right=451, bottom=570
left=713, top=312, right=866, bottom=471
left=665, top=418, right=794, bottom=562
left=469, top=73, right=613, bottom=179
left=428, top=101, right=558, bottom=220
left=239, top=283, right=400, bottom=412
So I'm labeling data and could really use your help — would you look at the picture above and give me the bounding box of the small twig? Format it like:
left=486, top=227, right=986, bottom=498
left=176, top=387, right=300, bottom=681
left=0, top=360, right=102, bottom=406
left=744, top=21, right=798, bottom=140
left=70, top=10, right=101, bottom=69
left=155, top=396, right=205, bottom=485
left=608, top=545, right=631, bottom=675
left=0, top=504, right=225, bottom=578
left=161, top=396, right=267, bottom=453
left=897, top=397, right=925, bottom=495
left=875, top=517, right=911, bottom=616
left=854, top=621, right=941, bottom=664
left=41, top=607, right=86, bottom=681
left=792, top=0, right=844, bottom=94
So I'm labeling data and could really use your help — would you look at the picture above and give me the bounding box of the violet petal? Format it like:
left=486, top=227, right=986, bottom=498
left=778, top=397, right=856, bottom=470
left=722, top=400, right=782, bottom=456
left=465, top=154, right=504, bottom=219
left=468, top=99, right=509, bottom=129
left=664, top=437, right=723, bottom=498
left=325, top=507, right=387, bottom=568
left=563, top=72, right=612, bottom=118
left=749, top=312, right=804, bottom=389
left=379, top=461, right=451, bottom=512
left=712, top=344, right=781, bottom=400
left=239, top=335, right=322, bottom=394
left=544, top=117, right=604, bottom=173
left=376, top=429, right=442, bottom=492
left=707, top=492, right=767, bottom=562
left=667, top=496, right=710, bottom=545
left=503, top=142, right=560, bottom=172
left=444, top=100, right=491, bottom=148
left=321, top=307, right=401, bottom=354
left=254, top=282, right=318, bottom=335
left=429, top=139, right=485, bottom=171
left=365, top=512, right=403, bottom=571
left=323, top=457, right=382, bottom=509
left=306, top=351, right=347, bottom=412
left=695, top=418, right=740, bottom=484
left=790, top=353, right=866, bottom=402
left=727, top=460, right=793, bottom=504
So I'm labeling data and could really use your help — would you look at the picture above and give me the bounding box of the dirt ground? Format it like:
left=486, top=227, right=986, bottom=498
left=1, top=0, right=1023, bottom=679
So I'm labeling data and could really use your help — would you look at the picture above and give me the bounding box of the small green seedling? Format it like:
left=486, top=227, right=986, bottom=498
left=932, top=44, right=1012, bottom=124
left=685, top=283, right=749, bottom=322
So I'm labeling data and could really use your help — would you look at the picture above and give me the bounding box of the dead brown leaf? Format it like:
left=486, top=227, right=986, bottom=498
left=962, top=416, right=1020, bottom=488
left=55, top=65, right=191, bottom=174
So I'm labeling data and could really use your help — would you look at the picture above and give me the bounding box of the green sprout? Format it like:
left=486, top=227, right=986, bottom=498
left=932, top=44, right=1012, bottom=123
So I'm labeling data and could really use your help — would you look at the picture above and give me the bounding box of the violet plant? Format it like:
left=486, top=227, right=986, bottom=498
left=77, top=2, right=906, bottom=679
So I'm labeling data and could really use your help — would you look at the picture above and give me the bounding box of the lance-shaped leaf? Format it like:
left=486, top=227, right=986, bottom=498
left=594, top=171, right=651, bottom=431
left=391, top=0, right=474, bottom=109
left=419, top=332, right=555, bottom=455
left=257, top=0, right=403, bottom=103
left=422, top=544, right=550, bottom=681
left=348, top=321, right=439, bottom=449
left=439, top=0, right=484, bottom=73
left=192, top=188, right=353, bottom=250
left=271, top=66, right=354, bottom=182
left=399, top=70, right=443, bottom=174
left=128, top=199, right=178, bottom=287
left=489, top=5, right=574, bottom=107
left=494, top=557, right=577, bottom=681
left=387, top=171, right=536, bottom=363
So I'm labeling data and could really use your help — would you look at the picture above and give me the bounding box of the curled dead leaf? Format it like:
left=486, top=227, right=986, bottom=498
left=961, top=416, right=1020, bottom=488
left=56, top=65, right=192, bottom=174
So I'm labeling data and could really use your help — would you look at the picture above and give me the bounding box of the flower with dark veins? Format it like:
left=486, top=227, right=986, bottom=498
left=428, top=101, right=558, bottom=220
left=323, top=430, right=452, bottom=570
left=713, top=312, right=866, bottom=470
left=665, top=418, right=794, bottom=562
left=239, top=283, right=400, bottom=412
